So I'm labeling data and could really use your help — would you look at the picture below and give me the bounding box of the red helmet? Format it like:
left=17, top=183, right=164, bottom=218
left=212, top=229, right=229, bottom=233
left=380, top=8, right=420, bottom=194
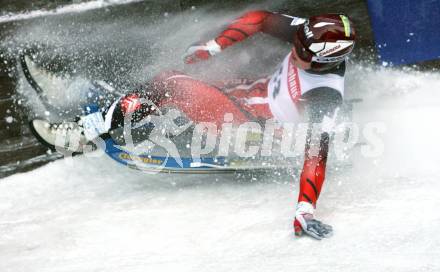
left=293, top=14, right=356, bottom=71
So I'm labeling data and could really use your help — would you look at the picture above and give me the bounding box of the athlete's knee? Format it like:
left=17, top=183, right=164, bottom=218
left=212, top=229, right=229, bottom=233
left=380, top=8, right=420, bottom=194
left=105, top=86, right=161, bottom=131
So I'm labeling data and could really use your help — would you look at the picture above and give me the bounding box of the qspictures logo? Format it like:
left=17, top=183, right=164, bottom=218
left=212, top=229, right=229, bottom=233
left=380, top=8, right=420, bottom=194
left=55, top=96, right=387, bottom=174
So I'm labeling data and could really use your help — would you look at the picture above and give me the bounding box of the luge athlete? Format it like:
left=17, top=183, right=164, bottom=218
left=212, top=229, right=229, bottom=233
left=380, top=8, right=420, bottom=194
left=31, top=10, right=356, bottom=240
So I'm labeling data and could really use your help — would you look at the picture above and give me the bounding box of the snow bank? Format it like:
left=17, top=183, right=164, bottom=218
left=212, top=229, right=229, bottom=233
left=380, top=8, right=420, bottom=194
left=0, top=0, right=144, bottom=23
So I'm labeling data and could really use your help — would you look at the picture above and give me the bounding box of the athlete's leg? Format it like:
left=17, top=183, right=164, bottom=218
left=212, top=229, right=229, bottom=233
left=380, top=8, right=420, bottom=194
left=152, top=71, right=252, bottom=127
left=103, top=71, right=254, bottom=135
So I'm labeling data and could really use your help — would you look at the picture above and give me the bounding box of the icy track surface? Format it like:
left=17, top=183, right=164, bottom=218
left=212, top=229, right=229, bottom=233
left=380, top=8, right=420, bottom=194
left=1, top=67, right=440, bottom=271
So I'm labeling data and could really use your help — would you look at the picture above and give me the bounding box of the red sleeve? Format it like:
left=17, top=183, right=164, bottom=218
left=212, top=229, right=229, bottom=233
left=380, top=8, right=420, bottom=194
left=214, top=10, right=298, bottom=50
left=297, top=132, right=329, bottom=208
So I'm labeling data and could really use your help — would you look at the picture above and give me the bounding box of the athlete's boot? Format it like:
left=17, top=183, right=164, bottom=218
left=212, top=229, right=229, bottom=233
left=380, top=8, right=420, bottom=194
left=294, top=201, right=333, bottom=240
left=30, top=119, right=87, bottom=153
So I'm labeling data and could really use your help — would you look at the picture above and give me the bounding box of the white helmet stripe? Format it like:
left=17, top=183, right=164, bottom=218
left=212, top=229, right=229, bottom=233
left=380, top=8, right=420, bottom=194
left=313, top=22, right=335, bottom=28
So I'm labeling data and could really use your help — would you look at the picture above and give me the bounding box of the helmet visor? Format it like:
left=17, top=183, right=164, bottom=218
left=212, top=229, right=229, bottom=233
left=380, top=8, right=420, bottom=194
left=311, top=45, right=353, bottom=63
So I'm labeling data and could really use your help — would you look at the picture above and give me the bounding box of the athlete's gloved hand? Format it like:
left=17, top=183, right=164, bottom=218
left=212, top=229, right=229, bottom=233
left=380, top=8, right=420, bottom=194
left=294, top=201, right=333, bottom=240
left=183, top=40, right=222, bottom=64
left=294, top=213, right=333, bottom=240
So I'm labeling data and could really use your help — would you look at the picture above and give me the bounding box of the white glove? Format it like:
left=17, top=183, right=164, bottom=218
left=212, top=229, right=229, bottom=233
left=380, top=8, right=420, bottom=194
left=294, top=201, right=333, bottom=240
left=183, top=40, right=221, bottom=64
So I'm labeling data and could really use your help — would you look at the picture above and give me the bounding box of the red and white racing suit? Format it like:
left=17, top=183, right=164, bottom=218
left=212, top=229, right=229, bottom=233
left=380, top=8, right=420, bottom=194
left=106, top=10, right=345, bottom=228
